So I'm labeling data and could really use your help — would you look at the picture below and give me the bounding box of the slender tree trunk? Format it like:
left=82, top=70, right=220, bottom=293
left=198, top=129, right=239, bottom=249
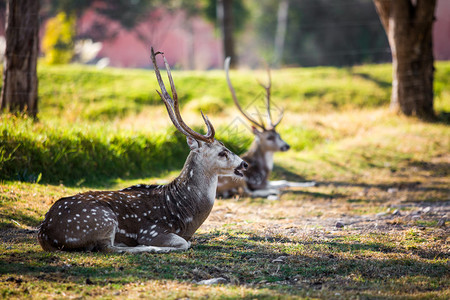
left=186, top=19, right=195, bottom=70
left=373, top=0, right=436, bottom=120
left=218, top=0, right=236, bottom=68
left=273, top=0, right=289, bottom=68
left=1, top=0, right=39, bottom=117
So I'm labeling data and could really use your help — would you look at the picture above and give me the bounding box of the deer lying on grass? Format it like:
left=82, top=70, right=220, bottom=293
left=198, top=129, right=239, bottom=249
left=37, top=48, right=247, bottom=253
left=216, top=57, right=314, bottom=199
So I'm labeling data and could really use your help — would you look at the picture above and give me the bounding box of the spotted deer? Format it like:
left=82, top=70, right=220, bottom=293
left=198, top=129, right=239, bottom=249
left=37, top=49, right=247, bottom=253
left=217, top=57, right=315, bottom=198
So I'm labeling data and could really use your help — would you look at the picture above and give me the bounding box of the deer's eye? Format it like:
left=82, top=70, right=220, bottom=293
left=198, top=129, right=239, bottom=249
left=268, top=136, right=275, bottom=141
left=218, top=151, right=228, bottom=158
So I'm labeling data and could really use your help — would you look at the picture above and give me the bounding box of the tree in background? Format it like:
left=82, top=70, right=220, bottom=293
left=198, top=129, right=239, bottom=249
left=43, top=0, right=156, bottom=29
left=253, top=0, right=388, bottom=67
left=42, top=0, right=160, bottom=46
left=273, top=0, right=289, bottom=68
left=373, top=0, right=436, bottom=120
left=1, top=0, right=163, bottom=117
left=218, top=0, right=236, bottom=67
left=1, top=0, right=39, bottom=117
left=203, top=0, right=249, bottom=68
left=42, top=12, right=76, bottom=64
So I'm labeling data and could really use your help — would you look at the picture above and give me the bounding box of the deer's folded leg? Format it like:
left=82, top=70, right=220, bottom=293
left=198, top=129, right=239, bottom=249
left=103, top=233, right=190, bottom=253
left=246, top=188, right=280, bottom=198
left=146, top=233, right=191, bottom=250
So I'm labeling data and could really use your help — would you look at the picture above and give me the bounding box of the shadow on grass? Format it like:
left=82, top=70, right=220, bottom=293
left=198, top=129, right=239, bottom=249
left=353, top=72, right=391, bottom=90
left=1, top=229, right=447, bottom=297
left=407, top=159, right=450, bottom=178
left=436, top=111, right=450, bottom=125
left=272, top=165, right=307, bottom=182
left=0, top=212, right=41, bottom=229
left=285, top=189, right=346, bottom=199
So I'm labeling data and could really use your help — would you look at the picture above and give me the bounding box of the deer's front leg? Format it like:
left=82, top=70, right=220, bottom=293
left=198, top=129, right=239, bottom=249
left=137, top=228, right=191, bottom=252
left=147, top=233, right=191, bottom=250
left=245, top=186, right=280, bottom=198
left=109, top=233, right=190, bottom=253
left=267, top=180, right=289, bottom=189
left=268, top=180, right=316, bottom=189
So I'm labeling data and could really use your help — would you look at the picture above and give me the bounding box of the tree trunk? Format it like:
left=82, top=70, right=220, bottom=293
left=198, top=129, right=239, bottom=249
left=217, top=0, right=236, bottom=68
left=186, top=19, right=196, bottom=70
left=273, top=0, right=289, bottom=68
left=1, top=0, right=39, bottom=117
left=373, top=0, right=436, bottom=120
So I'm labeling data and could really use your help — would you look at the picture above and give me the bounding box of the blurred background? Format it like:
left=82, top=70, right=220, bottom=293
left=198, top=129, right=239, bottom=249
left=0, top=0, right=449, bottom=70
left=0, top=0, right=449, bottom=185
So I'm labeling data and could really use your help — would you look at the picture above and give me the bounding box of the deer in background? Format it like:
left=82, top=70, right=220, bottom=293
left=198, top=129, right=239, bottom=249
left=216, top=57, right=315, bottom=199
left=38, top=48, right=247, bottom=253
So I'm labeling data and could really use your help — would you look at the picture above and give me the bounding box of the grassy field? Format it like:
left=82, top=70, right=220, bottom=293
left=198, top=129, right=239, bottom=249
left=0, top=62, right=449, bottom=299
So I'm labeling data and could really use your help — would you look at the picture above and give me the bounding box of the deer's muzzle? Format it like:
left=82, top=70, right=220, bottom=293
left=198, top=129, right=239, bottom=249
left=280, top=144, right=290, bottom=152
left=234, top=161, right=248, bottom=177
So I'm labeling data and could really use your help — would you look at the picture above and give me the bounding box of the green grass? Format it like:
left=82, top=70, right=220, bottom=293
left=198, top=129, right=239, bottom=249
left=0, top=115, right=189, bottom=185
left=2, top=61, right=447, bottom=186
left=35, top=61, right=450, bottom=120
left=36, top=63, right=396, bottom=120
left=0, top=61, right=449, bottom=299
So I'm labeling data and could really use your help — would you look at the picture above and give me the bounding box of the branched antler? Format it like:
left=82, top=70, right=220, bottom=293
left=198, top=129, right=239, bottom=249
left=151, top=47, right=215, bottom=143
left=225, top=57, right=283, bottom=130
left=258, top=66, right=283, bottom=129
left=225, top=57, right=266, bottom=130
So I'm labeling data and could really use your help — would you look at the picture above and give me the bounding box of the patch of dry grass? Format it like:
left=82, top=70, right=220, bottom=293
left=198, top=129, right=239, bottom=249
left=1, top=107, right=449, bottom=298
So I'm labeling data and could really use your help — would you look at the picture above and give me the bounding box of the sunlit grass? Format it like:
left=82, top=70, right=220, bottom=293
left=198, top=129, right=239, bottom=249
left=0, top=62, right=449, bottom=298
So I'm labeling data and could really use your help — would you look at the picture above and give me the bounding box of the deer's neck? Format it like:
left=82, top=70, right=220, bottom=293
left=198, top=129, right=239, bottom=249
left=162, top=152, right=218, bottom=238
left=173, top=152, right=218, bottom=201
left=248, top=140, right=274, bottom=172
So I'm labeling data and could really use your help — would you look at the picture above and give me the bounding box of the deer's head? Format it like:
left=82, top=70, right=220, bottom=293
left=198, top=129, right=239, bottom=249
left=151, top=49, right=247, bottom=178
left=251, top=127, right=290, bottom=152
left=187, top=138, right=247, bottom=177
left=225, top=57, right=289, bottom=153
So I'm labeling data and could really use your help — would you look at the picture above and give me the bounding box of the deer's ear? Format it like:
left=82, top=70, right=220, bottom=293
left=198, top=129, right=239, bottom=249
left=187, top=137, right=201, bottom=150
left=251, top=126, right=261, bottom=135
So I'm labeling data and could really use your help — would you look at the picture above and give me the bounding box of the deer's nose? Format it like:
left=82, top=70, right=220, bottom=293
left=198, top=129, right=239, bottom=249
left=240, top=161, right=249, bottom=170
left=281, top=144, right=290, bottom=151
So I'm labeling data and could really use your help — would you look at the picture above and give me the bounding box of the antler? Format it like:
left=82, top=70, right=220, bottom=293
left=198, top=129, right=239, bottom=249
left=224, top=57, right=266, bottom=131
left=151, top=47, right=215, bottom=143
left=258, top=66, right=284, bottom=129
